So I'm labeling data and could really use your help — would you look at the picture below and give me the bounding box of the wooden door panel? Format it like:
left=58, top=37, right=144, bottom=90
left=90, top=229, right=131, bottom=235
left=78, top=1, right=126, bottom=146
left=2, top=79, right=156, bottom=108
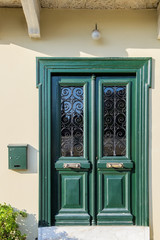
left=62, top=174, right=82, bottom=209
left=97, top=170, right=133, bottom=225
left=96, top=77, right=135, bottom=225
left=55, top=171, right=90, bottom=225
left=103, top=173, right=125, bottom=209
left=52, top=76, right=91, bottom=225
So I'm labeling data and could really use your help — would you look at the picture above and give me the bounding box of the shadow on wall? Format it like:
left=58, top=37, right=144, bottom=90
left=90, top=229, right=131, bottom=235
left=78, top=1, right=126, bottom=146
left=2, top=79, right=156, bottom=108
left=17, top=211, right=38, bottom=240
left=39, top=227, right=79, bottom=240
left=26, top=145, right=38, bottom=174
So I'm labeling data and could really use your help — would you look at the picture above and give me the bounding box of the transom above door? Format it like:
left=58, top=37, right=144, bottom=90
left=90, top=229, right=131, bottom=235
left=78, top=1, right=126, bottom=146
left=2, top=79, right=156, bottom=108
left=37, top=58, right=151, bottom=227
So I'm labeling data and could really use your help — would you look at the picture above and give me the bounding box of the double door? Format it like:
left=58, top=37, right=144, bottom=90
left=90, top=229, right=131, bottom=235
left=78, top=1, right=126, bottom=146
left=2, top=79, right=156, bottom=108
left=51, top=75, right=135, bottom=225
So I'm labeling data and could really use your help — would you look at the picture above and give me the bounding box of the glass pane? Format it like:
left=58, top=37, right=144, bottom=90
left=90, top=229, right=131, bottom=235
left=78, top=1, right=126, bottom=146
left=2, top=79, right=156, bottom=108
left=103, top=86, right=126, bottom=156
left=61, top=86, right=84, bottom=157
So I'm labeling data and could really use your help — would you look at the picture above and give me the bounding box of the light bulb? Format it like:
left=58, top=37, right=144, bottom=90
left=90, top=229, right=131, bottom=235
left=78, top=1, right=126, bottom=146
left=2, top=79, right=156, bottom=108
left=91, top=24, right=101, bottom=40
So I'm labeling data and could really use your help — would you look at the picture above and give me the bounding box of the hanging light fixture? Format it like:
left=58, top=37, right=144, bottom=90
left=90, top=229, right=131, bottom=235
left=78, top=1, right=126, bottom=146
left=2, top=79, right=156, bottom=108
left=91, top=24, right=101, bottom=40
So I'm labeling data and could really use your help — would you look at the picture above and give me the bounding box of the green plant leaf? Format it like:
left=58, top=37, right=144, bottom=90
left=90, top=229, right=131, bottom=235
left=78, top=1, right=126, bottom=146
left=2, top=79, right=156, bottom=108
left=0, top=203, right=27, bottom=240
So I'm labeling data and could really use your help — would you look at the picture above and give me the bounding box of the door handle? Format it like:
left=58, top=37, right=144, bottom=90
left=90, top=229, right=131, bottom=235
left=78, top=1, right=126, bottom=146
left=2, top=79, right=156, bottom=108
left=63, top=163, right=81, bottom=169
left=106, top=163, right=124, bottom=168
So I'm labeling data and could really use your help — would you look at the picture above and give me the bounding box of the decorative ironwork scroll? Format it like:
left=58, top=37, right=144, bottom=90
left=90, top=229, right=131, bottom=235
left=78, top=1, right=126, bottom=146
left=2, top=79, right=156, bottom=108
left=61, top=86, right=84, bottom=157
left=103, top=86, right=126, bottom=156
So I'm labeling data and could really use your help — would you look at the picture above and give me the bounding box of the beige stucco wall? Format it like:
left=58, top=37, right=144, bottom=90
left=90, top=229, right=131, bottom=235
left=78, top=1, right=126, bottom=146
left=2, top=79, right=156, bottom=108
left=0, top=8, right=159, bottom=240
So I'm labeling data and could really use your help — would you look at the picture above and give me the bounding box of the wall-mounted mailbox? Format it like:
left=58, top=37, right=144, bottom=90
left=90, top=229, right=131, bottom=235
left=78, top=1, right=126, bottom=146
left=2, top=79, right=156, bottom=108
left=8, top=144, right=28, bottom=170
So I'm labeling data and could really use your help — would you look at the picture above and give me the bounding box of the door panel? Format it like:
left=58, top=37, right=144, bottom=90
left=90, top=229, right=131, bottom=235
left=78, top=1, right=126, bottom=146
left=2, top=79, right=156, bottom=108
left=55, top=171, right=90, bottom=225
left=52, top=76, right=91, bottom=225
left=97, top=170, right=132, bottom=225
left=96, top=77, right=134, bottom=225
left=61, top=174, right=83, bottom=209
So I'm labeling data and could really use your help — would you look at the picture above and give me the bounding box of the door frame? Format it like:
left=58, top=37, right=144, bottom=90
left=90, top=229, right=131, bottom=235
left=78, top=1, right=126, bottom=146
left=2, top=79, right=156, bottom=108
left=36, top=57, right=152, bottom=227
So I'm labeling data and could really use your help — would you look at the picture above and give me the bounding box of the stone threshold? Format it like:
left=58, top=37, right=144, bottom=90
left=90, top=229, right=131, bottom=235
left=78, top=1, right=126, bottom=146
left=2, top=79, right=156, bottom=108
left=38, top=226, right=150, bottom=240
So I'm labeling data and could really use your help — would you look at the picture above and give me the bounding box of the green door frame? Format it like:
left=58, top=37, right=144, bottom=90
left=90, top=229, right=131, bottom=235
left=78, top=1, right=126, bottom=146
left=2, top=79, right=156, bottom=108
left=36, top=57, right=152, bottom=227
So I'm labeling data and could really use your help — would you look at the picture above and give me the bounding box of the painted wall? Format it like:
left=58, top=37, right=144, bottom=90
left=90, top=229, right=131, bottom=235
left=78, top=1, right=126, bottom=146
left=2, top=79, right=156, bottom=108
left=0, top=8, right=159, bottom=240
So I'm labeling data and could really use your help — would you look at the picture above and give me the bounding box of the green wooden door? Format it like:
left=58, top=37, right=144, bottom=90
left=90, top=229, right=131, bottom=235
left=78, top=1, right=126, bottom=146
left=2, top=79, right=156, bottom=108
left=51, top=75, right=135, bottom=225
left=96, top=77, right=134, bottom=225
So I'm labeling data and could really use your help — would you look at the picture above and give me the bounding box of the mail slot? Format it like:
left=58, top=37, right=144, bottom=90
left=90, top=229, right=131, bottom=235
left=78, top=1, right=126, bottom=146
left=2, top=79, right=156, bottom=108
left=8, top=144, right=28, bottom=170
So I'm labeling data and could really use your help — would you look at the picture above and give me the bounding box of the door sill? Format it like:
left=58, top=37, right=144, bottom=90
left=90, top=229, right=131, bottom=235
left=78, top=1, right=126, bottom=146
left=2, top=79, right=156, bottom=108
left=38, top=226, right=149, bottom=240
